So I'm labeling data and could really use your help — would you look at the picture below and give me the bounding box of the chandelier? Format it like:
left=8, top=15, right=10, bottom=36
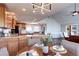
left=32, top=3, right=52, bottom=14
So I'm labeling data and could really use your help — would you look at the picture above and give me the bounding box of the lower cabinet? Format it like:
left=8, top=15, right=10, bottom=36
left=0, top=36, right=28, bottom=56
left=18, top=36, right=28, bottom=50
left=0, top=38, right=7, bottom=48
left=7, top=37, right=18, bottom=56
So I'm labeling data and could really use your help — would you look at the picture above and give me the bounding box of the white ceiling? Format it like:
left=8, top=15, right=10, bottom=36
left=5, top=3, right=71, bottom=23
left=52, top=3, right=79, bottom=24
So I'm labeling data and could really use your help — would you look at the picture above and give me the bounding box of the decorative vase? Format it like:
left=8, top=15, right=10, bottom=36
left=42, top=46, right=48, bottom=54
left=55, top=52, right=61, bottom=56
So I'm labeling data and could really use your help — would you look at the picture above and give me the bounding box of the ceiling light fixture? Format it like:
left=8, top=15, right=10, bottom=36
left=22, top=8, right=26, bottom=12
left=32, top=3, right=52, bottom=14
left=71, top=3, right=79, bottom=16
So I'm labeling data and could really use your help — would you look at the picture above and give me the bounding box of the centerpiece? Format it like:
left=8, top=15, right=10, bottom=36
left=41, top=33, right=52, bottom=55
left=50, top=32, right=67, bottom=56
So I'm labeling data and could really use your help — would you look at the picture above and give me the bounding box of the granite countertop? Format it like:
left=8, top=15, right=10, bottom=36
left=0, top=34, right=46, bottom=39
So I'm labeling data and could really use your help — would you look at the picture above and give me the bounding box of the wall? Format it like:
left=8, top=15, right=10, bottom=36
left=26, top=16, right=61, bottom=45
left=38, top=16, right=61, bottom=34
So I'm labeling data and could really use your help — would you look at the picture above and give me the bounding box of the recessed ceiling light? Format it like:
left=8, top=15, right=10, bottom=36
left=22, top=8, right=26, bottom=12
left=33, top=10, right=36, bottom=13
left=42, top=12, right=44, bottom=14
left=11, top=12, right=15, bottom=15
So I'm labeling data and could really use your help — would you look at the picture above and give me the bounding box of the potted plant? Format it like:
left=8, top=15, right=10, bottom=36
left=41, top=36, right=52, bottom=54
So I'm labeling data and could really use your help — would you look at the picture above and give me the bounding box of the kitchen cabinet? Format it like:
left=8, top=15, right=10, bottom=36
left=12, top=19, right=16, bottom=29
left=0, top=4, right=16, bottom=28
left=0, top=38, right=7, bottom=48
left=16, top=22, right=26, bottom=29
left=5, top=12, right=12, bottom=28
left=0, top=35, right=28, bottom=56
left=5, top=12, right=16, bottom=29
left=18, top=36, right=28, bottom=50
left=7, top=37, right=18, bottom=56
left=0, top=4, right=5, bottom=27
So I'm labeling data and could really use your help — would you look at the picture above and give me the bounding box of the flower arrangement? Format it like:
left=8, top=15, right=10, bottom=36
left=41, top=37, right=49, bottom=46
left=41, top=34, right=52, bottom=54
left=41, top=35, right=52, bottom=46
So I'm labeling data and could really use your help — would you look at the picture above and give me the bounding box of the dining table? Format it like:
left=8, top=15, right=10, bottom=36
left=17, top=44, right=75, bottom=56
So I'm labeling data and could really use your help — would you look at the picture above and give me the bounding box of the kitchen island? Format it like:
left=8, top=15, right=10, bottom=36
left=0, top=34, right=46, bottom=56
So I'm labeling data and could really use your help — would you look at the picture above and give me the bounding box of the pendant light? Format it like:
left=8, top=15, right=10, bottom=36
left=72, top=3, right=79, bottom=16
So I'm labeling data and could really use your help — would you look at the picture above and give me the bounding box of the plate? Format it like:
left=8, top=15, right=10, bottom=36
left=18, top=50, right=39, bottom=56
left=50, top=45, right=67, bottom=54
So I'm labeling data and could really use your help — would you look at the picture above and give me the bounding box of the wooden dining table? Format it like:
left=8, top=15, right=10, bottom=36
left=17, top=44, right=75, bottom=56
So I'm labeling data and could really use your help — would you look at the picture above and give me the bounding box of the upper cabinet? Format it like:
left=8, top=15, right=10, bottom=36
left=0, top=4, right=16, bottom=29
left=12, top=18, right=16, bottom=29
left=5, top=12, right=12, bottom=28
left=16, top=22, right=26, bottom=29
left=0, top=4, right=5, bottom=27
left=5, top=12, right=16, bottom=29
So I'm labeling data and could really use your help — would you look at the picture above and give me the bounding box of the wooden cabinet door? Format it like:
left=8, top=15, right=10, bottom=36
left=0, top=5, right=5, bottom=27
left=18, top=36, right=28, bottom=50
left=5, top=12, right=13, bottom=29
left=7, top=37, right=18, bottom=56
left=12, top=19, right=16, bottom=29
left=0, top=38, right=7, bottom=48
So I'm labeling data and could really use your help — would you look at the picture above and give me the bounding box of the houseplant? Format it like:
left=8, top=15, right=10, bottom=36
left=41, top=35, right=52, bottom=54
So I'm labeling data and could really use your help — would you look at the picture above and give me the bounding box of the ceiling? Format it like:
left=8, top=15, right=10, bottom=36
left=52, top=3, right=79, bottom=24
left=5, top=3, right=72, bottom=23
